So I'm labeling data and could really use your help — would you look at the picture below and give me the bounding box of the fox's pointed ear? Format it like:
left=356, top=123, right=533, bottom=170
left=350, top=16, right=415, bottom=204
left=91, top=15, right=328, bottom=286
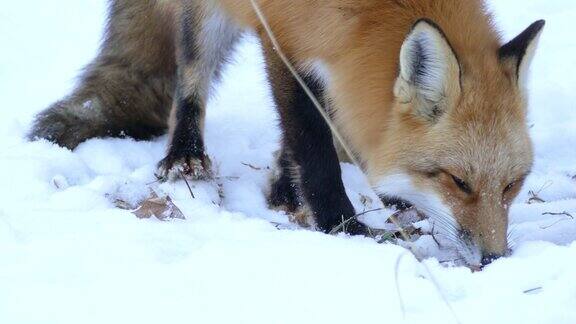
left=394, top=19, right=461, bottom=122
left=499, top=20, right=545, bottom=90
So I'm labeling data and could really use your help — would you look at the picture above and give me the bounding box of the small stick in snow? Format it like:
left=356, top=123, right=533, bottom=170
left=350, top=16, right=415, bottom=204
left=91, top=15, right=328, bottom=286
left=527, top=180, right=554, bottom=204
left=527, top=191, right=546, bottom=204
left=540, top=218, right=573, bottom=230
left=430, top=224, right=442, bottom=248
left=146, top=179, right=161, bottom=186
left=439, top=258, right=464, bottom=264
left=539, top=211, right=574, bottom=229
left=523, top=287, right=543, bottom=295
left=242, top=162, right=268, bottom=171
left=179, top=170, right=196, bottom=199
left=328, top=208, right=384, bottom=235
left=216, top=176, right=240, bottom=181
left=542, top=211, right=573, bottom=218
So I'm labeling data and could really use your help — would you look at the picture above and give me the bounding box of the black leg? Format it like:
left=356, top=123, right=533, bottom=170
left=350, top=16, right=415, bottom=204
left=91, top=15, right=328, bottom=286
left=263, top=41, right=366, bottom=235
left=157, top=90, right=212, bottom=180
left=156, top=3, right=240, bottom=181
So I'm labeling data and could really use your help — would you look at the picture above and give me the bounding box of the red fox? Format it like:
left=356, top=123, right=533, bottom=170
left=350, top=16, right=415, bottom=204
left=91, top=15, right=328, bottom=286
left=29, top=0, right=544, bottom=266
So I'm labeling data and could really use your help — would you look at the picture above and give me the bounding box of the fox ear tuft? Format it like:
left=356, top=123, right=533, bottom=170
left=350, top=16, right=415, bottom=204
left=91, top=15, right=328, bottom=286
left=499, top=20, right=545, bottom=90
left=395, top=19, right=461, bottom=122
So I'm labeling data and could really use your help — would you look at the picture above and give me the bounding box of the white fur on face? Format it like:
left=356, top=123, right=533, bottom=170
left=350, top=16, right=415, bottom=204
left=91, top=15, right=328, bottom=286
left=375, top=172, right=482, bottom=266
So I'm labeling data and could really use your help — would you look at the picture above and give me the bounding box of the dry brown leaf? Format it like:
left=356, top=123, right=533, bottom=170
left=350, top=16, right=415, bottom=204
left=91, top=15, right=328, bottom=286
left=132, top=193, right=185, bottom=221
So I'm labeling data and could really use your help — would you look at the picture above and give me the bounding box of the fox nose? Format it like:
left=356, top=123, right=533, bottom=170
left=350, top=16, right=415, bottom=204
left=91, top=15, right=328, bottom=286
left=481, top=253, right=503, bottom=266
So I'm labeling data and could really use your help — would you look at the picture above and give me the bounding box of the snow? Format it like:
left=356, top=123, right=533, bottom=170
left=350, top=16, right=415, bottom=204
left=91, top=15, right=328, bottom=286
left=1, top=1, right=575, bottom=323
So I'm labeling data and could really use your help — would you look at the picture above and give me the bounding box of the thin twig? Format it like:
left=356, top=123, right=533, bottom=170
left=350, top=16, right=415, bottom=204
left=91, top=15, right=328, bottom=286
left=328, top=208, right=384, bottom=235
left=523, top=287, right=543, bottom=294
left=216, top=176, right=240, bottom=181
left=540, top=218, right=571, bottom=230
left=527, top=180, right=554, bottom=204
left=242, top=162, right=266, bottom=171
left=179, top=170, right=196, bottom=199
left=430, top=226, right=442, bottom=248
left=439, top=258, right=464, bottom=264
left=146, top=179, right=161, bottom=186
left=389, top=214, right=411, bottom=242
left=542, top=211, right=573, bottom=218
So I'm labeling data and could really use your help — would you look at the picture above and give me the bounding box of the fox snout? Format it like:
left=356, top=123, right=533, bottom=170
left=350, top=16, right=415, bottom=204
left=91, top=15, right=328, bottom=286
left=374, top=175, right=514, bottom=267
left=457, top=221, right=510, bottom=267
left=455, top=199, right=512, bottom=266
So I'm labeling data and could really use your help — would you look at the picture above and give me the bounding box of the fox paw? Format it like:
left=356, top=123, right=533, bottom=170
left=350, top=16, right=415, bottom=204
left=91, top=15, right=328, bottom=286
left=155, top=154, right=213, bottom=182
left=287, top=206, right=316, bottom=229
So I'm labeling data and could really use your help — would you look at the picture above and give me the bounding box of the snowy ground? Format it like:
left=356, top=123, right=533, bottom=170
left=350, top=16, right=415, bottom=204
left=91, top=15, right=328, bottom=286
left=1, top=1, right=575, bottom=323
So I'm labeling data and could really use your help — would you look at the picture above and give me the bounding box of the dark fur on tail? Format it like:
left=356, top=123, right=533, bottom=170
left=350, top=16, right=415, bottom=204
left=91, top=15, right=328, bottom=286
left=29, top=0, right=177, bottom=149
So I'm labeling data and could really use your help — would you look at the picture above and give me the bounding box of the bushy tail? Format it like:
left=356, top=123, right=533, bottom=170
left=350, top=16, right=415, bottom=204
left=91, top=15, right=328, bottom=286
left=29, top=0, right=177, bottom=149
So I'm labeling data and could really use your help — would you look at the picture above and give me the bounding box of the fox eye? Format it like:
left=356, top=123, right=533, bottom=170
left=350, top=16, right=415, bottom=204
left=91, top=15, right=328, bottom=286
left=504, top=181, right=516, bottom=194
left=451, top=175, right=472, bottom=194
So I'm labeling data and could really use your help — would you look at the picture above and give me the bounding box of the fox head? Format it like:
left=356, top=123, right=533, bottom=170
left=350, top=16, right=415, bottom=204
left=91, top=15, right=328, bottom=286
left=372, top=19, right=545, bottom=266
